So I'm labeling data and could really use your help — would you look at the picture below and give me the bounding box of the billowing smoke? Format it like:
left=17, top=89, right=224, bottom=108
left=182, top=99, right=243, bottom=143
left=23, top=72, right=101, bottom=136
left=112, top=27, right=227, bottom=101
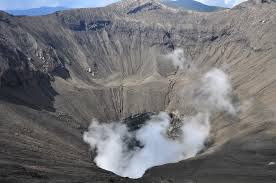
left=83, top=51, right=237, bottom=179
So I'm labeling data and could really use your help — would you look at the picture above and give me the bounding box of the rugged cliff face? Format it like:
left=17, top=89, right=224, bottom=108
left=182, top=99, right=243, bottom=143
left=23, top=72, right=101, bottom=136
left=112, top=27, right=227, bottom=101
left=0, top=0, right=276, bottom=182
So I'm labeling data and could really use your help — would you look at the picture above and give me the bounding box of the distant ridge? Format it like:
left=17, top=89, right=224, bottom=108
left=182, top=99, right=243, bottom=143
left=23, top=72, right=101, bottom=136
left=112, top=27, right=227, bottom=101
left=4, top=0, right=225, bottom=16
left=161, top=0, right=226, bottom=12
left=5, top=6, right=69, bottom=16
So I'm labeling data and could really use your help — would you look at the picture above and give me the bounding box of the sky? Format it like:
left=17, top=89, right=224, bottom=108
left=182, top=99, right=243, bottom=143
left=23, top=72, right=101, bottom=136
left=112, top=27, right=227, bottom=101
left=0, top=0, right=247, bottom=10
left=195, top=0, right=247, bottom=7
left=0, top=0, right=119, bottom=10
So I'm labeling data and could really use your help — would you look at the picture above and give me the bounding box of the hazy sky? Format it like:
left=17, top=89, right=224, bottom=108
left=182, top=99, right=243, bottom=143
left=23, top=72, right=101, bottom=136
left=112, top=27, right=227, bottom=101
left=195, top=0, right=247, bottom=7
left=0, top=0, right=247, bottom=10
left=0, top=0, right=119, bottom=10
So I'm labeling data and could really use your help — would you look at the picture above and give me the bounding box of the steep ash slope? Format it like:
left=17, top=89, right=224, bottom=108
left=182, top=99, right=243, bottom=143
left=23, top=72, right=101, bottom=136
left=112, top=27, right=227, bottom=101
left=0, top=0, right=276, bottom=182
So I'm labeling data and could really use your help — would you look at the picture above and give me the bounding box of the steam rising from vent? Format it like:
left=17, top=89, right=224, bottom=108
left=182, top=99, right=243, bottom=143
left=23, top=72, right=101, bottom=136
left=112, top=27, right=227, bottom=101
left=165, top=48, right=186, bottom=69
left=194, top=68, right=236, bottom=115
left=83, top=50, right=237, bottom=179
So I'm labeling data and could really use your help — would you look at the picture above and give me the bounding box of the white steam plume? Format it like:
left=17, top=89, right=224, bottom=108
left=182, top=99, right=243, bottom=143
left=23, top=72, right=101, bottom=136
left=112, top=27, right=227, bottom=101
left=192, top=68, right=236, bottom=115
left=165, top=48, right=186, bottom=69
left=83, top=112, right=210, bottom=178
left=83, top=55, right=236, bottom=178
